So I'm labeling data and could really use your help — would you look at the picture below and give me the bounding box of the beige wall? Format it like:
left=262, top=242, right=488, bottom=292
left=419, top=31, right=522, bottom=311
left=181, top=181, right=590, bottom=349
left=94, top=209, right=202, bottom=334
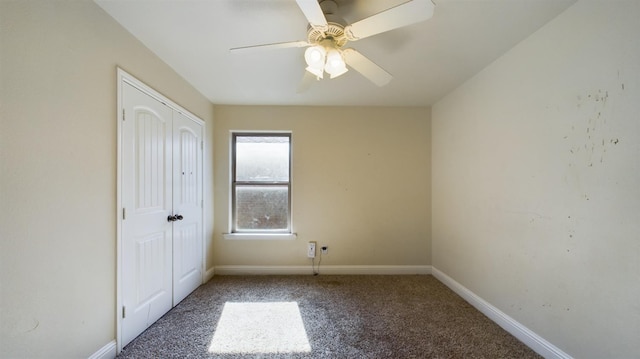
left=432, top=1, right=640, bottom=357
left=0, top=1, right=214, bottom=358
left=213, top=106, right=431, bottom=268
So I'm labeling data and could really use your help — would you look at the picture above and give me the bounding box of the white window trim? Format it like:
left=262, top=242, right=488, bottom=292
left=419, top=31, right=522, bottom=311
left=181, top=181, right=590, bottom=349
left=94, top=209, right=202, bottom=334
left=227, top=131, right=295, bottom=239
left=223, top=233, right=297, bottom=240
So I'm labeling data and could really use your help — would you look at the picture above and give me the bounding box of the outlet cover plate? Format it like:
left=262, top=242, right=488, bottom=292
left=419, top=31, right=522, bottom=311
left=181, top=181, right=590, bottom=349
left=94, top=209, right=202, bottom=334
left=307, top=242, right=316, bottom=258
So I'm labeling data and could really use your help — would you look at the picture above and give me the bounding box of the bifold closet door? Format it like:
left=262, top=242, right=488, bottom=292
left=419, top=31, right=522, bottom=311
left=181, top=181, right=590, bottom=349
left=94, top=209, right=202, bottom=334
left=121, top=82, right=174, bottom=346
left=120, top=80, right=204, bottom=347
left=171, top=111, right=203, bottom=305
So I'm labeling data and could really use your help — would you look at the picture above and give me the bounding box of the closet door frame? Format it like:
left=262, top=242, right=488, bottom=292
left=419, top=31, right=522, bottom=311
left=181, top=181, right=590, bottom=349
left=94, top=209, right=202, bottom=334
left=116, top=68, right=205, bottom=353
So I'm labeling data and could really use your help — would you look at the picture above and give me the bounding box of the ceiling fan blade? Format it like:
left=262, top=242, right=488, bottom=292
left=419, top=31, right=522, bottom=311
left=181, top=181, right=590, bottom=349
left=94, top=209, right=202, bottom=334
left=344, top=0, right=435, bottom=41
left=230, top=40, right=309, bottom=53
left=297, top=71, right=318, bottom=93
left=342, top=48, right=393, bottom=87
left=295, top=0, right=328, bottom=31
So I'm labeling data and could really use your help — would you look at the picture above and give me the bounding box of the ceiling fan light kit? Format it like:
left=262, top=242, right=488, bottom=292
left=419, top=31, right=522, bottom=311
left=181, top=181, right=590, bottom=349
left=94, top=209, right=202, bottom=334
left=304, top=39, right=349, bottom=80
left=304, top=46, right=326, bottom=78
left=305, top=45, right=325, bottom=65
left=231, top=0, right=435, bottom=89
left=325, top=49, right=348, bottom=79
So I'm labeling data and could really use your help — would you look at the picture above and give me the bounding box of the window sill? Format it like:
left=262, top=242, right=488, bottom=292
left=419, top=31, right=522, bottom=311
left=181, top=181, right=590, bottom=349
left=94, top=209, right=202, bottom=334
left=223, top=233, right=298, bottom=240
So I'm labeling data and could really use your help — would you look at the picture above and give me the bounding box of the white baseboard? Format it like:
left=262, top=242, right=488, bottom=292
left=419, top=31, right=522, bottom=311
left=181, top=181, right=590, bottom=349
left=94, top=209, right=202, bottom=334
left=204, top=266, right=215, bottom=282
left=213, top=265, right=432, bottom=275
left=88, top=340, right=116, bottom=359
left=431, top=267, right=572, bottom=359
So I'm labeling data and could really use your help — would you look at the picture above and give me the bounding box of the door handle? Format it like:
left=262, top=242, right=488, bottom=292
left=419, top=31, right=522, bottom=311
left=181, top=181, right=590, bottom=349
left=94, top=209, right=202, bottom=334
left=167, top=214, right=183, bottom=222
left=176, top=214, right=184, bottom=221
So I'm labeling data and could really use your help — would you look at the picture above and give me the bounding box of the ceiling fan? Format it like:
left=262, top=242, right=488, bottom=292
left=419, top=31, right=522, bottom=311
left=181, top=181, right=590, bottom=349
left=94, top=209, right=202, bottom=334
left=230, top=0, right=435, bottom=90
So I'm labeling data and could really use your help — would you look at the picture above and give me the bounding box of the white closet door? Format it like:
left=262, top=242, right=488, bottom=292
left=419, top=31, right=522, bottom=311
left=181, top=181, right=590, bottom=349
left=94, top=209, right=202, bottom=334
left=172, top=111, right=203, bottom=304
left=121, top=83, right=174, bottom=346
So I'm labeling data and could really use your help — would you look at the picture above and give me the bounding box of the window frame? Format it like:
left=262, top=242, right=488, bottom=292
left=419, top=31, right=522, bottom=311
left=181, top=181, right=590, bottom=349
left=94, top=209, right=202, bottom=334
left=228, top=132, right=293, bottom=238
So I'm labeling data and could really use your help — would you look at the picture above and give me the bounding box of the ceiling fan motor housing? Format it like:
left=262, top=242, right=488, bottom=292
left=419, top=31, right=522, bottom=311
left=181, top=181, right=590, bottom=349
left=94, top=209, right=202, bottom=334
left=307, top=22, right=348, bottom=47
left=306, top=0, right=349, bottom=47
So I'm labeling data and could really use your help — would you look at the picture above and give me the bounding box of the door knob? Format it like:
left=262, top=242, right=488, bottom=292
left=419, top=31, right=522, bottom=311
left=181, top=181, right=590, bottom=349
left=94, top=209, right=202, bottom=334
left=176, top=214, right=184, bottom=221
left=167, top=215, right=177, bottom=222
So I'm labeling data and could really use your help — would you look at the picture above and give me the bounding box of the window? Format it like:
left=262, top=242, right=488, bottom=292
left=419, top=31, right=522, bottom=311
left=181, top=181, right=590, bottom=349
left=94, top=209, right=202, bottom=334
left=231, top=133, right=292, bottom=235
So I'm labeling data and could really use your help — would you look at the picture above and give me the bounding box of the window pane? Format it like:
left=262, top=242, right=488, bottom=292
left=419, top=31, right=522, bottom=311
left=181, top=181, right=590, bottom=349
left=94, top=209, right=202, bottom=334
left=236, top=136, right=289, bottom=182
left=235, top=185, right=289, bottom=231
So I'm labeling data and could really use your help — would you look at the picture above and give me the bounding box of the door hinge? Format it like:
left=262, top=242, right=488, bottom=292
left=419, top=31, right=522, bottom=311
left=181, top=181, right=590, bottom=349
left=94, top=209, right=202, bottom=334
left=122, top=108, right=125, bottom=121
left=122, top=306, right=126, bottom=319
left=201, top=141, right=203, bottom=150
left=201, top=199, right=204, bottom=208
left=122, top=208, right=126, bottom=220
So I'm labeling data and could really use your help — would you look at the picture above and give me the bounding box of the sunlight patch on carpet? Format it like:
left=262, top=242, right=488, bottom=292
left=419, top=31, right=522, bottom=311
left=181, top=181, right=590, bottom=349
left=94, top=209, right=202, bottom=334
left=208, top=302, right=312, bottom=354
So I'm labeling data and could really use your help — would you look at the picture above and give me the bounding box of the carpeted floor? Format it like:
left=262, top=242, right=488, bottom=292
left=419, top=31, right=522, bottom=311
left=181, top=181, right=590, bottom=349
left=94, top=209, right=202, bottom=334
left=117, top=275, right=541, bottom=358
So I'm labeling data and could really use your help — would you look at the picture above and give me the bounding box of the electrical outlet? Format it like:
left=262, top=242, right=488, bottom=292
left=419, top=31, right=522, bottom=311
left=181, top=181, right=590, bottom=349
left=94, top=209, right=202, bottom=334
left=321, top=246, right=328, bottom=255
left=307, top=242, right=316, bottom=258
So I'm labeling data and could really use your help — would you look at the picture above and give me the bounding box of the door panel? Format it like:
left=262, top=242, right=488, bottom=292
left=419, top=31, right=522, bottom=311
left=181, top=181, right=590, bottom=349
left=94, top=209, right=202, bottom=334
left=135, top=232, right=167, bottom=303
left=172, top=111, right=203, bottom=304
left=135, top=111, right=166, bottom=211
left=122, top=83, right=173, bottom=346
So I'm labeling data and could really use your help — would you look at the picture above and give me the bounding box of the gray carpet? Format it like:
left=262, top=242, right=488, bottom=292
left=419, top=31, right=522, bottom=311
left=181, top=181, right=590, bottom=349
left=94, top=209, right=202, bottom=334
left=117, top=275, right=541, bottom=358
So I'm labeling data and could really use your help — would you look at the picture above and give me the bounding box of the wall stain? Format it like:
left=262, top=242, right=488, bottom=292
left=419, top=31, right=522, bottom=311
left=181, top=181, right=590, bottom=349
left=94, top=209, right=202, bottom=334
left=565, top=88, right=620, bottom=172
left=16, top=318, right=40, bottom=334
left=562, top=87, right=623, bottom=205
left=24, top=320, right=40, bottom=333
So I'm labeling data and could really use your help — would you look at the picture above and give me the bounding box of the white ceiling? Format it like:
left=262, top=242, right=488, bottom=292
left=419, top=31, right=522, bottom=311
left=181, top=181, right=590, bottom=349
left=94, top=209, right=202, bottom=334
left=95, top=0, right=575, bottom=107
